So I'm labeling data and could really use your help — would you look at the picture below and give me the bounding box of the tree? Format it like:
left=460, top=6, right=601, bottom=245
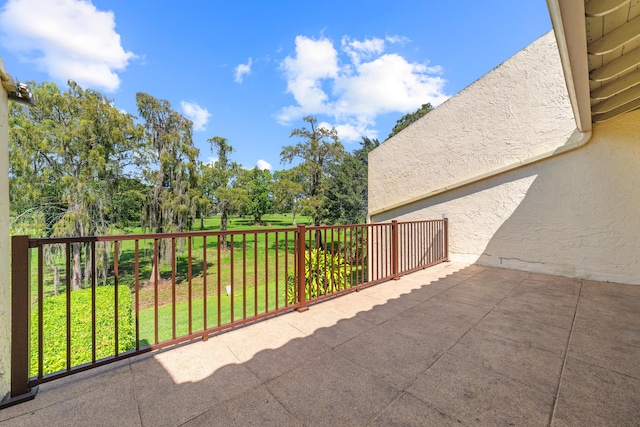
left=9, top=81, right=143, bottom=289
left=136, top=93, right=199, bottom=279
left=195, top=161, right=215, bottom=230
left=238, top=167, right=273, bottom=225
left=206, top=136, right=244, bottom=249
left=109, top=176, right=149, bottom=228
left=386, top=103, right=433, bottom=140
left=325, top=137, right=380, bottom=225
left=272, top=167, right=305, bottom=225
left=280, top=116, right=344, bottom=227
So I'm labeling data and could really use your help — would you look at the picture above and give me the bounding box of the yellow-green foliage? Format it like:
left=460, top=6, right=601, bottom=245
left=287, top=248, right=351, bottom=304
left=30, top=286, right=135, bottom=376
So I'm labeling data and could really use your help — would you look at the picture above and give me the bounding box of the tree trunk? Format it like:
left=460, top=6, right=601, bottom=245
left=84, top=244, right=92, bottom=288
left=220, top=207, right=229, bottom=251
left=54, top=266, right=60, bottom=295
left=315, top=229, right=323, bottom=249
left=292, top=211, right=297, bottom=226
left=72, top=243, right=82, bottom=290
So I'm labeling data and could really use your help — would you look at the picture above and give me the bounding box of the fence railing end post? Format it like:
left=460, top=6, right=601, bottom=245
left=3, top=235, right=37, bottom=407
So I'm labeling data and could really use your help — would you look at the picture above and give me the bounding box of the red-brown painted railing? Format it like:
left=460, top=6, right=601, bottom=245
left=7, top=219, right=448, bottom=403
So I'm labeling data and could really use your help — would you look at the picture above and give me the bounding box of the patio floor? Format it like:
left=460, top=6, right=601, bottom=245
left=1, top=263, right=639, bottom=426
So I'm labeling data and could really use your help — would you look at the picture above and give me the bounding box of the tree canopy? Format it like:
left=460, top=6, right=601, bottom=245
left=325, top=137, right=379, bottom=225
left=386, top=103, right=433, bottom=140
left=9, top=79, right=428, bottom=255
left=280, top=116, right=344, bottom=226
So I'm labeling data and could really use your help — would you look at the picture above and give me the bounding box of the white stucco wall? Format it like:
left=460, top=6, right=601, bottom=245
left=369, top=31, right=640, bottom=284
left=0, top=58, right=11, bottom=400
left=369, top=31, right=575, bottom=213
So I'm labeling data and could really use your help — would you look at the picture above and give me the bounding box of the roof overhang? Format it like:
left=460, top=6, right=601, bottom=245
left=547, top=0, right=592, bottom=132
left=548, top=0, right=640, bottom=127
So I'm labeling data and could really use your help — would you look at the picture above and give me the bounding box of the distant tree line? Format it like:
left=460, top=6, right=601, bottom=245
left=9, top=80, right=433, bottom=286
left=9, top=81, right=432, bottom=240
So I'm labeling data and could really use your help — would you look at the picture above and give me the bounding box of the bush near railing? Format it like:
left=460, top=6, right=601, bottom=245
left=287, top=248, right=351, bottom=304
left=30, top=285, right=135, bottom=376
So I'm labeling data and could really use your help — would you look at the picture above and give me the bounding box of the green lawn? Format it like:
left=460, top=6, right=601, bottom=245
left=137, top=278, right=290, bottom=345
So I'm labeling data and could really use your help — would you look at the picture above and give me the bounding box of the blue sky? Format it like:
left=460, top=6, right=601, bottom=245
left=0, top=0, right=552, bottom=171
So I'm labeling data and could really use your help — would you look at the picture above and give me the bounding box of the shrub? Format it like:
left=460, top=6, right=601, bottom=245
left=30, top=285, right=135, bottom=376
left=287, top=248, right=350, bottom=304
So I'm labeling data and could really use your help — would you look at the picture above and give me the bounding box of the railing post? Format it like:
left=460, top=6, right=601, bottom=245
left=1, top=235, right=37, bottom=408
left=444, top=218, right=450, bottom=262
left=296, top=225, right=309, bottom=312
left=392, top=220, right=400, bottom=280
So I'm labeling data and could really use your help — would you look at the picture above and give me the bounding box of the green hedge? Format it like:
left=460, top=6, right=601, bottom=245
left=30, top=285, right=135, bottom=376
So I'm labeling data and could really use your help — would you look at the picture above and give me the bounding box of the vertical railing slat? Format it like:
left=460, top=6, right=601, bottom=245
left=37, top=245, right=43, bottom=379
left=153, top=239, right=159, bottom=345
left=275, top=232, right=279, bottom=310
left=114, top=241, right=119, bottom=356
left=230, top=234, right=235, bottom=323
left=65, top=243, right=71, bottom=371
left=171, top=238, right=176, bottom=340
left=91, top=241, right=96, bottom=364
left=134, top=240, right=140, bottom=351
left=217, top=235, right=221, bottom=327
left=203, top=236, right=207, bottom=331
left=254, top=233, right=258, bottom=317
left=265, top=233, right=269, bottom=312
left=188, top=237, right=193, bottom=335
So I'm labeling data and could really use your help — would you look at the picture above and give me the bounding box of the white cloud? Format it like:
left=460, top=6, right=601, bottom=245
left=341, top=36, right=385, bottom=65
left=278, top=36, right=339, bottom=123
left=234, top=58, right=252, bottom=83
left=180, top=101, right=211, bottom=132
left=256, top=159, right=272, bottom=171
left=386, top=34, right=411, bottom=46
left=0, top=0, right=134, bottom=92
left=206, top=157, right=218, bottom=166
left=278, top=34, right=448, bottom=142
left=333, top=122, right=379, bottom=142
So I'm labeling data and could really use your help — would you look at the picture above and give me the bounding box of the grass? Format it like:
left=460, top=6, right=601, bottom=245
left=30, top=285, right=134, bottom=377
left=137, top=278, right=290, bottom=345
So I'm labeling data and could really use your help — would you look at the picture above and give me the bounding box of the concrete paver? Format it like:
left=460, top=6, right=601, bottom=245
left=407, top=353, right=556, bottom=426
left=551, top=357, right=640, bottom=427
left=1, top=262, right=639, bottom=426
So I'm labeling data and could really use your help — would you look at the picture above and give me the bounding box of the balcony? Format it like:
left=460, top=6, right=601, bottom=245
left=1, top=260, right=639, bottom=426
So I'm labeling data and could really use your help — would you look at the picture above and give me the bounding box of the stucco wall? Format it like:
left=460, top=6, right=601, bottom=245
left=369, top=31, right=575, bottom=213
left=371, top=110, right=640, bottom=284
left=369, top=31, right=640, bottom=284
left=0, top=59, right=11, bottom=400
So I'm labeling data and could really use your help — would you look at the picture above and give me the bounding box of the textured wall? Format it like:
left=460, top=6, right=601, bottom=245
left=0, top=59, right=11, bottom=401
left=369, top=31, right=640, bottom=284
left=369, top=31, right=575, bottom=213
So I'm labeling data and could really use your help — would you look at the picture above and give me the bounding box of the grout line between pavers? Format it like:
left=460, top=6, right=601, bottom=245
left=330, top=269, right=471, bottom=352
left=398, top=272, right=535, bottom=401
left=262, top=381, right=307, bottom=426
left=548, top=278, right=583, bottom=427
left=128, top=359, right=145, bottom=427
left=350, top=267, right=505, bottom=424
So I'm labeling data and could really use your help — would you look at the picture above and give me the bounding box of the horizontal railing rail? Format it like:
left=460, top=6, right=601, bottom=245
left=7, top=218, right=448, bottom=404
